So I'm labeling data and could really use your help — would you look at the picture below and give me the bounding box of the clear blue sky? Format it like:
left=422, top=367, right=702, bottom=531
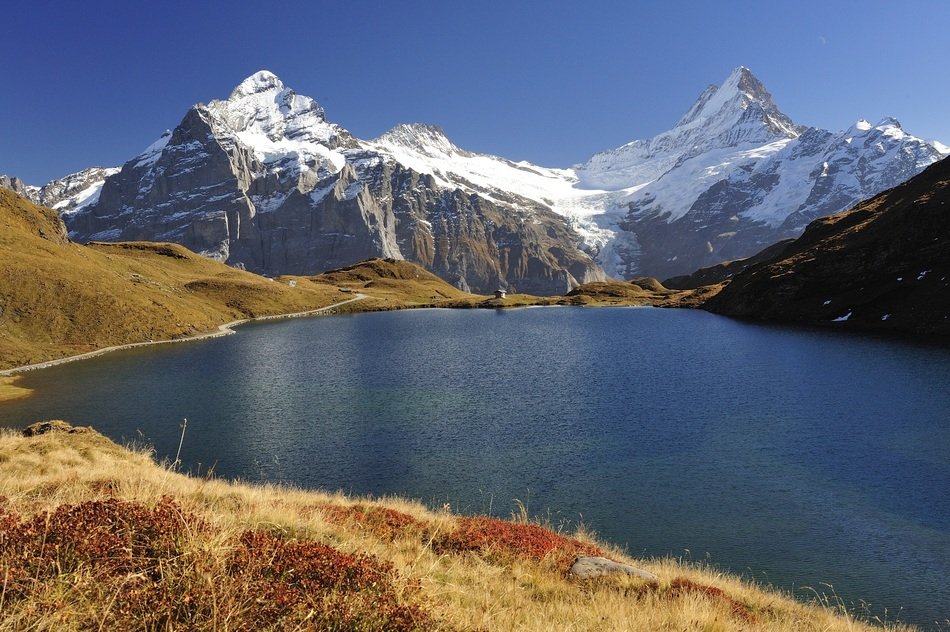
left=3, top=0, right=949, bottom=184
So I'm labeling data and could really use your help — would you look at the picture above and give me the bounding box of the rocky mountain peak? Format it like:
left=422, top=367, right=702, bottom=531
left=206, top=70, right=343, bottom=155
left=576, top=66, right=803, bottom=191
left=675, top=66, right=799, bottom=139
left=373, top=123, right=464, bottom=157
left=876, top=116, right=903, bottom=130
left=40, top=65, right=947, bottom=292
left=228, top=70, right=285, bottom=99
left=0, top=175, right=33, bottom=199
left=729, top=66, right=768, bottom=101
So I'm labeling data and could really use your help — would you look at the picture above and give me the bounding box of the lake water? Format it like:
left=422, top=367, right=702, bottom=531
left=2, top=307, right=948, bottom=628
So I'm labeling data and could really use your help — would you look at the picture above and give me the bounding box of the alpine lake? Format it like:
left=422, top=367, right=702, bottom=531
left=2, top=307, right=948, bottom=629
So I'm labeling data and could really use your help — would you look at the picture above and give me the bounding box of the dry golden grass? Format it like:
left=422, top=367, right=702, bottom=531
left=557, top=279, right=720, bottom=308
left=310, top=258, right=480, bottom=310
left=0, top=376, right=31, bottom=403
left=0, top=425, right=915, bottom=631
left=0, top=189, right=355, bottom=371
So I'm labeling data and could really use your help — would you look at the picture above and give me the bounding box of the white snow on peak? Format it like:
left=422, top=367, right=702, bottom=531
left=575, top=66, right=800, bottom=191
left=208, top=71, right=347, bottom=177
left=366, top=124, right=634, bottom=273
left=877, top=116, right=902, bottom=130
left=55, top=179, right=107, bottom=214
left=369, top=123, right=593, bottom=202
left=374, top=123, right=466, bottom=158
left=43, top=166, right=120, bottom=214
left=932, top=140, right=950, bottom=156
left=672, top=66, right=798, bottom=139
left=229, top=70, right=284, bottom=99
left=54, top=64, right=944, bottom=282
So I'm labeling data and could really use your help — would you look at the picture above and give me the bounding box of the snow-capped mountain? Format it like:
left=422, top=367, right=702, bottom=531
left=0, top=175, right=35, bottom=200
left=1, top=168, right=119, bottom=214
left=576, top=67, right=945, bottom=279
left=576, top=67, right=802, bottom=191
left=44, top=67, right=949, bottom=287
left=34, top=167, right=120, bottom=214
left=66, top=71, right=604, bottom=294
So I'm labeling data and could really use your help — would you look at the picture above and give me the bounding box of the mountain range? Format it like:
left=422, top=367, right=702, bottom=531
left=4, top=67, right=945, bottom=292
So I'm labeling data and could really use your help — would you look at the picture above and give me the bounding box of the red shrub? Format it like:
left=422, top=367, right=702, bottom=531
left=433, top=516, right=603, bottom=570
left=321, top=504, right=424, bottom=541
left=229, top=530, right=436, bottom=631
left=0, top=498, right=440, bottom=630
left=0, top=497, right=198, bottom=587
left=670, top=577, right=757, bottom=624
left=0, top=496, right=212, bottom=626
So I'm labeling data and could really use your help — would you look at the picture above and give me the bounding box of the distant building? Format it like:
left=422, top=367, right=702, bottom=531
left=495, top=289, right=506, bottom=299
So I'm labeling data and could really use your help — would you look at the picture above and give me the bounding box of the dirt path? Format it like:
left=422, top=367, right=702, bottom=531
left=0, top=293, right=368, bottom=378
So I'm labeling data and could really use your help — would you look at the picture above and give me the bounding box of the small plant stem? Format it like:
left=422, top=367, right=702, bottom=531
left=174, top=418, right=188, bottom=469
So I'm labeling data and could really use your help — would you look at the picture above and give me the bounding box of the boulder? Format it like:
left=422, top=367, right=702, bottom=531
left=569, top=556, right=658, bottom=583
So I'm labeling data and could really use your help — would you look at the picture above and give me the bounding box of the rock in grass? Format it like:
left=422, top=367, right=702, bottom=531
left=22, top=420, right=93, bottom=437
left=570, top=556, right=658, bottom=582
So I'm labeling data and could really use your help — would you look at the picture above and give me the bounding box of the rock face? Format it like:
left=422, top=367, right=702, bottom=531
left=703, top=157, right=950, bottom=336
left=662, top=239, right=796, bottom=290
left=33, top=167, right=121, bottom=214
left=0, top=175, right=34, bottom=199
left=64, top=72, right=604, bottom=294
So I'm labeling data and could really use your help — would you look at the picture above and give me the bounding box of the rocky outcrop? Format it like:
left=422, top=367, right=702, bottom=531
left=63, top=71, right=604, bottom=294
left=22, top=420, right=94, bottom=437
left=0, top=175, right=34, bottom=199
left=569, top=556, right=658, bottom=582
left=663, top=239, right=795, bottom=289
left=2, top=169, right=119, bottom=214
left=703, top=157, right=950, bottom=336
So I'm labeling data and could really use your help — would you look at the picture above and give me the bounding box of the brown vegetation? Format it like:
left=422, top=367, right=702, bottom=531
left=432, top=515, right=603, bottom=572
left=311, top=258, right=477, bottom=310
left=0, top=423, right=915, bottom=631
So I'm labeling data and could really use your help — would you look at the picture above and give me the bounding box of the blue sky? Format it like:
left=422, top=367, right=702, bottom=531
left=3, top=0, right=949, bottom=184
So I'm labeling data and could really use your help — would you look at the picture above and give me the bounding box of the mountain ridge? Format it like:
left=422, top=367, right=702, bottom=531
left=5, top=66, right=945, bottom=286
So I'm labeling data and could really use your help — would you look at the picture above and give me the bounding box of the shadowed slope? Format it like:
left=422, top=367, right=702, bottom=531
left=703, top=158, right=950, bottom=336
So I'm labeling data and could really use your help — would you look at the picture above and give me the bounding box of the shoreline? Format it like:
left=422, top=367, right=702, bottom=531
left=0, top=293, right=367, bottom=379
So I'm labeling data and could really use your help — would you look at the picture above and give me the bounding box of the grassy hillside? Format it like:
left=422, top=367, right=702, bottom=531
left=0, top=423, right=913, bottom=631
left=0, top=189, right=352, bottom=371
left=311, top=258, right=477, bottom=309
left=558, top=277, right=717, bottom=308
